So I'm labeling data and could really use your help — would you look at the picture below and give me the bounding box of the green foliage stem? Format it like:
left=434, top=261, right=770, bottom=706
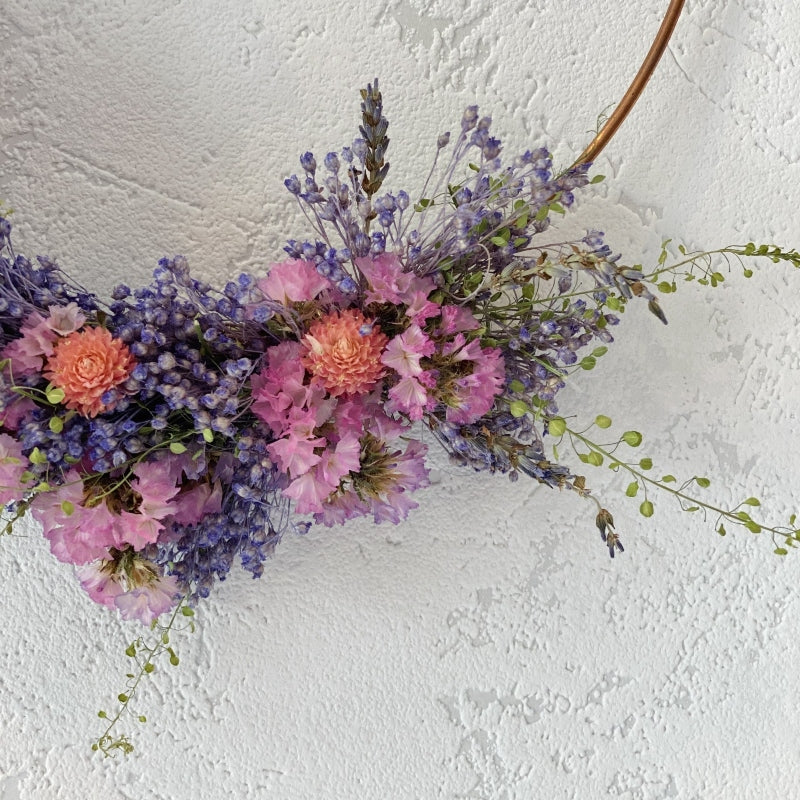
left=92, top=599, right=195, bottom=757
left=553, top=420, right=800, bottom=555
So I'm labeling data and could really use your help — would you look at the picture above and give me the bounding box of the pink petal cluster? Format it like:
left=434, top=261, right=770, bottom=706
left=357, top=253, right=438, bottom=320
left=258, top=259, right=334, bottom=304
left=44, top=326, right=135, bottom=417
left=29, top=455, right=208, bottom=565
left=77, top=559, right=180, bottom=625
left=302, top=309, right=388, bottom=397
left=1, top=304, right=86, bottom=375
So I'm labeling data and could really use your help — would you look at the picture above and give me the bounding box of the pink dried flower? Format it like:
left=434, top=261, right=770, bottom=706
left=258, top=259, right=333, bottom=304
left=44, top=326, right=135, bottom=417
left=302, top=309, right=388, bottom=396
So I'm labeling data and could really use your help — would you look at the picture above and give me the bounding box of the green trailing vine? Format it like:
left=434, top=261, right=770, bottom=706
left=546, top=414, right=800, bottom=557
left=92, top=598, right=196, bottom=757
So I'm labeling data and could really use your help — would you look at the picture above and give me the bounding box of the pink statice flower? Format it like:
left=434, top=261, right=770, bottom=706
left=443, top=342, right=505, bottom=425
left=381, top=324, right=435, bottom=378
left=258, top=259, right=334, bottom=304
left=0, top=433, right=29, bottom=505
left=168, top=481, right=223, bottom=527
left=357, top=253, right=436, bottom=306
left=114, top=576, right=181, bottom=625
left=115, top=460, right=181, bottom=550
left=302, top=309, right=388, bottom=396
left=0, top=395, right=36, bottom=432
left=438, top=305, right=481, bottom=336
left=76, top=561, right=124, bottom=609
left=30, top=472, right=119, bottom=564
left=1, top=312, right=58, bottom=375
left=1, top=304, right=86, bottom=376
left=77, top=555, right=180, bottom=625
left=44, top=303, right=86, bottom=336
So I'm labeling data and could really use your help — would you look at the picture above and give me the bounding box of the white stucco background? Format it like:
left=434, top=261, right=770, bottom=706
left=1, top=0, right=799, bottom=797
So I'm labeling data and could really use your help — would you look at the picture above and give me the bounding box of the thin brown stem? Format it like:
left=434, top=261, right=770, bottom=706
left=573, top=0, right=685, bottom=167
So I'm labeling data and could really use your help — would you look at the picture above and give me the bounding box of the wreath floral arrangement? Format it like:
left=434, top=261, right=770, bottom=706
left=1, top=1, right=798, bottom=756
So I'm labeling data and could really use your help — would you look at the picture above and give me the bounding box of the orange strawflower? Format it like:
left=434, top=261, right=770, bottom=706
left=302, top=309, right=388, bottom=396
left=45, top=327, right=135, bottom=417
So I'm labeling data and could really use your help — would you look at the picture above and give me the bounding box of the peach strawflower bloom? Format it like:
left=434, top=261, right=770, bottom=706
left=302, top=309, right=388, bottom=396
left=45, top=326, right=135, bottom=417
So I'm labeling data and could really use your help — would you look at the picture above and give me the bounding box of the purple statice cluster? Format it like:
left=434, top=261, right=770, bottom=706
left=0, top=81, right=665, bottom=628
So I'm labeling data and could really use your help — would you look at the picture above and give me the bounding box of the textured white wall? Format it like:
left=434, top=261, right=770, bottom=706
left=2, top=1, right=800, bottom=797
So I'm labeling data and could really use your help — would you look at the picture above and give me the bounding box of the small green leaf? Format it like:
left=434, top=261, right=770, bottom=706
left=592, top=346, right=608, bottom=358
left=775, top=547, right=788, bottom=556
left=590, top=174, right=605, bottom=184
left=509, top=400, right=529, bottom=418
left=45, top=385, right=66, bottom=404
left=594, top=414, right=612, bottom=429
left=717, top=524, right=726, bottom=537
left=60, top=500, right=75, bottom=516
left=639, top=458, right=653, bottom=470
left=695, top=477, right=711, bottom=488
left=745, top=520, right=762, bottom=534
left=586, top=451, right=603, bottom=467
left=138, top=715, right=147, bottom=723
left=125, top=643, right=136, bottom=658
left=743, top=497, right=761, bottom=506
left=202, top=428, right=214, bottom=443
left=98, top=710, right=108, bottom=719
left=661, top=474, right=676, bottom=483
left=49, top=416, right=64, bottom=434
left=29, top=447, right=48, bottom=465
left=639, top=500, right=654, bottom=518
left=181, top=606, right=195, bottom=617
left=548, top=417, right=567, bottom=437
left=580, top=356, right=596, bottom=370
left=508, top=379, right=525, bottom=393
left=169, top=442, right=187, bottom=454
left=625, top=481, right=639, bottom=497
left=118, top=693, right=129, bottom=704
left=144, top=662, right=155, bottom=674
left=622, top=431, right=643, bottom=447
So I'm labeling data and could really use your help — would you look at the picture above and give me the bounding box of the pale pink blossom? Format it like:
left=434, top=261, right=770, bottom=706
left=113, top=460, right=181, bottom=550
left=76, top=562, right=124, bottom=609
left=438, top=305, right=481, bottom=336
left=381, top=324, right=435, bottom=378
left=387, top=375, right=430, bottom=420
left=44, top=303, right=86, bottom=335
left=1, top=312, right=58, bottom=374
left=30, top=474, right=118, bottom=564
left=258, top=259, right=333, bottom=304
left=283, top=469, right=338, bottom=514
left=317, top=433, right=361, bottom=486
left=168, top=481, right=223, bottom=526
left=356, top=254, right=436, bottom=306
left=268, top=433, right=325, bottom=477
left=114, top=575, right=181, bottom=625
left=0, top=396, right=36, bottom=432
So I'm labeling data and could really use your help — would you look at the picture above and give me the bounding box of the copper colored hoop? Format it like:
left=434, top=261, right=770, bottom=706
left=573, top=0, right=685, bottom=167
